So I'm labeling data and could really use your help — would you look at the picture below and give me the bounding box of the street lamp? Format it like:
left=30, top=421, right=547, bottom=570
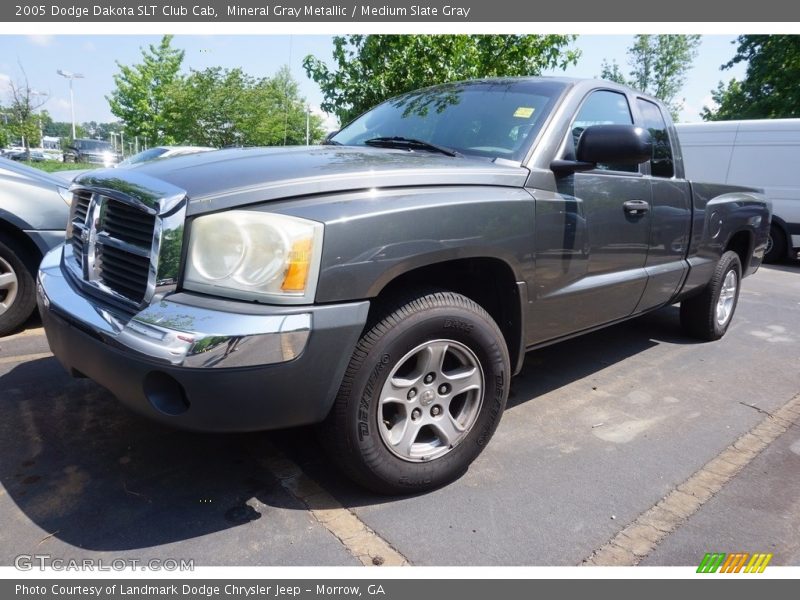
left=56, top=69, right=84, bottom=139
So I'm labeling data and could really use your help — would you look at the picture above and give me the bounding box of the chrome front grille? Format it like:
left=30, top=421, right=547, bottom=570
left=103, top=200, right=157, bottom=247
left=63, top=173, right=187, bottom=314
left=97, top=243, right=151, bottom=303
left=70, top=191, right=92, bottom=267
left=67, top=191, right=158, bottom=307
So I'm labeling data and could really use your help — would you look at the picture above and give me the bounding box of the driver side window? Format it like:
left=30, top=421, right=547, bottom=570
left=568, top=90, right=638, bottom=173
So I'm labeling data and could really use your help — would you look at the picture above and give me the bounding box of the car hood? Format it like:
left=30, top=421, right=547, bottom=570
left=52, top=168, right=92, bottom=184
left=76, top=146, right=528, bottom=216
left=0, top=157, right=67, bottom=189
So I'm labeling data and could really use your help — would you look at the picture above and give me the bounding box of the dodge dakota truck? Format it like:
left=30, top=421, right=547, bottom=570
left=37, top=78, right=770, bottom=494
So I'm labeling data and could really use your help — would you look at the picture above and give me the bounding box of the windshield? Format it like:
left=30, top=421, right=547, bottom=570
left=331, top=80, right=567, bottom=162
left=118, top=147, right=167, bottom=167
left=76, top=140, right=112, bottom=151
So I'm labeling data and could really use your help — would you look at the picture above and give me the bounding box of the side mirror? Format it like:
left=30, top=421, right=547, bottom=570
left=577, top=124, right=652, bottom=165
left=551, top=124, right=652, bottom=175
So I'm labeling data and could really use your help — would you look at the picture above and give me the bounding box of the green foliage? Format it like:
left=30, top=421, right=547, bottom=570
left=108, top=36, right=320, bottom=147
left=303, top=34, right=580, bottom=125
left=171, top=65, right=323, bottom=147
left=702, top=35, right=800, bottom=121
left=20, top=161, right=96, bottom=173
left=10, top=119, right=41, bottom=148
left=600, top=35, right=701, bottom=118
left=82, top=120, right=122, bottom=140
left=599, top=60, right=626, bottom=85
left=3, top=68, right=49, bottom=149
left=108, top=35, right=185, bottom=145
left=43, top=121, right=86, bottom=140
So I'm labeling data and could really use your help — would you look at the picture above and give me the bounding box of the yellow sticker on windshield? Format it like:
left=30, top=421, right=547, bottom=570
left=513, top=107, right=535, bottom=118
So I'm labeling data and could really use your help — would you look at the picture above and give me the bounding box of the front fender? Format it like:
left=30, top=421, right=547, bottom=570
left=270, top=185, right=536, bottom=303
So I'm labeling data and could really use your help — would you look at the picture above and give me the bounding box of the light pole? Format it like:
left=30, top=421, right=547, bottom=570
left=56, top=69, right=84, bottom=139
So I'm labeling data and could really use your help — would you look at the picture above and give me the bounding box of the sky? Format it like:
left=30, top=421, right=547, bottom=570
left=0, top=34, right=747, bottom=132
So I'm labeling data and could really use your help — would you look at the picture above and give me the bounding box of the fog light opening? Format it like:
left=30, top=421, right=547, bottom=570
left=143, top=371, right=190, bottom=416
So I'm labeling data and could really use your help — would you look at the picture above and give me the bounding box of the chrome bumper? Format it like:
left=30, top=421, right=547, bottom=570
left=37, top=246, right=311, bottom=369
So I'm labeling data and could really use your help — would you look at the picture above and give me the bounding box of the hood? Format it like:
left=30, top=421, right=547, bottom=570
left=0, top=156, right=67, bottom=190
left=96, top=146, right=529, bottom=216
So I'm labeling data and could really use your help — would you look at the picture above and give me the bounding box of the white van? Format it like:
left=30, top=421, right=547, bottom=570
left=676, top=119, right=800, bottom=262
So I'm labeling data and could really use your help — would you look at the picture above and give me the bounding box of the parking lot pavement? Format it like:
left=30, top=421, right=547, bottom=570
left=0, top=262, right=798, bottom=567
left=0, top=323, right=359, bottom=566
left=642, top=424, right=800, bottom=566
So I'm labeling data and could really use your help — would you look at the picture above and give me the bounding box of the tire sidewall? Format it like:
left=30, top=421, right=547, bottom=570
left=764, top=225, right=786, bottom=263
left=711, top=252, right=742, bottom=338
left=346, top=302, right=508, bottom=492
left=0, top=237, right=36, bottom=335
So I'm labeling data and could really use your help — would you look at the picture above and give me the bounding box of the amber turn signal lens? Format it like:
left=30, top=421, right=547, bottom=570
left=281, top=238, right=313, bottom=292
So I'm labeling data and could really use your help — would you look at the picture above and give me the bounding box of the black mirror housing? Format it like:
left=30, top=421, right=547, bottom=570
left=576, top=124, right=653, bottom=165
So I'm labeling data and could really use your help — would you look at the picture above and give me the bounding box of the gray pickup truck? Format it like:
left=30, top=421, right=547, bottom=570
left=37, top=78, right=770, bottom=494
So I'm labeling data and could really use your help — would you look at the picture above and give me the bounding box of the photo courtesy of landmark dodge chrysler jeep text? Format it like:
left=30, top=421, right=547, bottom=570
left=37, top=78, right=770, bottom=494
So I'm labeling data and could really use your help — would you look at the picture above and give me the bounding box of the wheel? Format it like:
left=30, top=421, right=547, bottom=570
left=680, top=250, right=742, bottom=341
left=764, top=224, right=787, bottom=264
left=321, top=290, right=510, bottom=495
left=0, top=236, right=38, bottom=336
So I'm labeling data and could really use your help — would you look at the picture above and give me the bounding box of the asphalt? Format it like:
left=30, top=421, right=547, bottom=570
left=643, top=424, right=800, bottom=566
left=0, top=260, right=798, bottom=567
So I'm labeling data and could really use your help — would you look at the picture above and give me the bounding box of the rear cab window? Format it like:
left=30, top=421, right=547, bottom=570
left=636, top=99, right=675, bottom=178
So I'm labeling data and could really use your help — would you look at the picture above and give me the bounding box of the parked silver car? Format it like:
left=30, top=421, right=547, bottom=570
left=0, top=158, right=70, bottom=335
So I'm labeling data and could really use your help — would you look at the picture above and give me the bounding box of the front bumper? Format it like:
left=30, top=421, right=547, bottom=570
left=37, top=246, right=369, bottom=432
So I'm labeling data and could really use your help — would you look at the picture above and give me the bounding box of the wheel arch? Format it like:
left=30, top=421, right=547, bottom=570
left=768, top=214, right=792, bottom=258
left=0, top=217, right=44, bottom=274
left=724, top=228, right=753, bottom=273
left=369, top=256, right=526, bottom=375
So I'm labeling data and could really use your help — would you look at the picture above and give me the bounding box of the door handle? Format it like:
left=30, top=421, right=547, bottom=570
left=623, top=200, right=650, bottom=215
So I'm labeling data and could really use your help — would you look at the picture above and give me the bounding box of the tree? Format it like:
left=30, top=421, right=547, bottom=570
left=171, top=65, right=323, bottom=147
left=304, top=35, right=580, bottom=125
left=5, top=66, right=49, bottom=150
left=108, top=35, right=184, bottom=144
left=44, top=120, right=85, bottom=140
left=600, top=35, right=701, bottom=118
left=599, top=60, right=626, bottom=85
left=82, top=120, right=123, bottom=140
left=702, top=35, right=800, bottom=121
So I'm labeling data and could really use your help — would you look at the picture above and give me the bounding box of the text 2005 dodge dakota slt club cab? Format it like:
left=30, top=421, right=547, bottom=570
left=37, top=78, right=770, bottom=493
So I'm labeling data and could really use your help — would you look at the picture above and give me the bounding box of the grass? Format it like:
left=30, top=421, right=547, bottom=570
left=19, top=161, right=98, bottom=173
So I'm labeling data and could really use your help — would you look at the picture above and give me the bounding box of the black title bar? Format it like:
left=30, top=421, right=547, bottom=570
left=5, top=0, right=800, bottom=22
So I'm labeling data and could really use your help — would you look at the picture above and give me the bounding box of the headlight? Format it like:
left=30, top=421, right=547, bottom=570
left=183, top=211, right=324, bottom=304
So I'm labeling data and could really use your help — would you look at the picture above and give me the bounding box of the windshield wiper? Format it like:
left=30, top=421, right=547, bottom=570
left=321, top=138, right=342, bottom=146
left=364, top=137, right=461, bottom=157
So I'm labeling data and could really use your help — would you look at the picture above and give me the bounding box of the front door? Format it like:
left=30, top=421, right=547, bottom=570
left=528, top=89, right=651, bottom=344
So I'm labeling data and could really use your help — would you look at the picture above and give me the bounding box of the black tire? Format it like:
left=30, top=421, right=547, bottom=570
left=0, top=236, right=38, bottom=337
left=764, top=224, right=787, bottom=264
left=680, top=250, right=742, bottom=341
left=321, top=290, right=510, bottom=495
